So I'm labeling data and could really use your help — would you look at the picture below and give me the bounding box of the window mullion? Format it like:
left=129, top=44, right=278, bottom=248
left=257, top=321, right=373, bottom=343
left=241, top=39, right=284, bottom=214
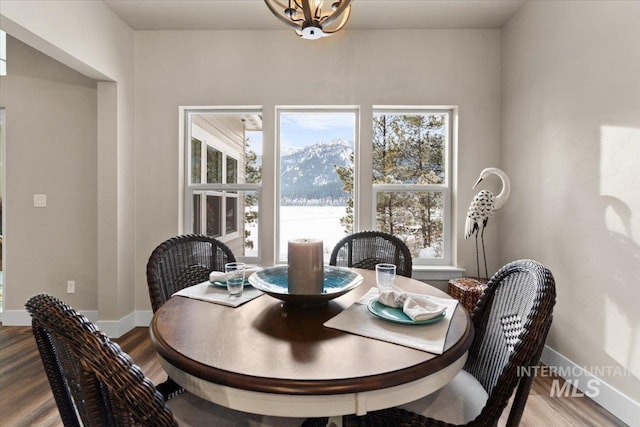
left=357, top=105, right=373, bottom=230
left=373, top=184, right=447, bottom=192
left=201, top=139, right=207, bottom=184
left=188, top=183, right=261, bottom=192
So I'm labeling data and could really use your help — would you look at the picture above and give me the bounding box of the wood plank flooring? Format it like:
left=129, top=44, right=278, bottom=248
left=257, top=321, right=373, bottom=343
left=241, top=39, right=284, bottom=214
left=0, top=325, right=626, bottom=426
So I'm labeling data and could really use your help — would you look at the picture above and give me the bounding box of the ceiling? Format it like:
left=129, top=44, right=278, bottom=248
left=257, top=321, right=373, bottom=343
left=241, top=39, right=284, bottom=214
left=103, top=0, right=527, bottom=31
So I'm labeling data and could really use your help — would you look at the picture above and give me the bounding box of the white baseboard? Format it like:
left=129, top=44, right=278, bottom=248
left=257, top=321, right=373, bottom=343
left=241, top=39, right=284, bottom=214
left=96, top=310, right=153, bottom=337
left=2, top=309, right=98, bottom=326
left=135, top=310, right=153, bottom=327
left=541, top=345, right=639, bottom=427
left=1, top=308, right=144, bottom=339
left=97, top=310, right=136, bottom=338
left=2, top=309, right=33, bottom=326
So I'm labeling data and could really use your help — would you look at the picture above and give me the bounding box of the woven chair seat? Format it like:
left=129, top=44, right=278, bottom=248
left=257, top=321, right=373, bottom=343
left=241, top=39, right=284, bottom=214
left=399, top=370, right=488, bottom=424
left=339, top=370, right=488, bottom=427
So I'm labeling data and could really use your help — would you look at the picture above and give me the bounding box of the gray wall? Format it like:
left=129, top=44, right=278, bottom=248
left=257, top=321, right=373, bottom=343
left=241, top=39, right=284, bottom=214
left=502, top=0, right=640, bottom=402
left=0, top=36, right=98, bottom=310
left=133, top=29, right=503, bottom=310
left=1, top=0, right=135, bottom=334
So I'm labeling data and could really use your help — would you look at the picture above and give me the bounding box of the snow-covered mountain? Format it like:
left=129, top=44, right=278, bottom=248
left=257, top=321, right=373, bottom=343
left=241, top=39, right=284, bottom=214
left=280, top=139, right=353, bottom=205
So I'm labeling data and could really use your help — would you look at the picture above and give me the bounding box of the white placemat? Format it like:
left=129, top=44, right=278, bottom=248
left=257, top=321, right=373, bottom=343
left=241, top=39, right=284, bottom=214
left=172, top=281, right=263, bottom=308
left=323, top=288, right=459, bottom=354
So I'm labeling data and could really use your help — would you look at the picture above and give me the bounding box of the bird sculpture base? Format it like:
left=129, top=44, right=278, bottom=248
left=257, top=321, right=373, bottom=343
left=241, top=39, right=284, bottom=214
left=448, top=277, right=488, bottom=314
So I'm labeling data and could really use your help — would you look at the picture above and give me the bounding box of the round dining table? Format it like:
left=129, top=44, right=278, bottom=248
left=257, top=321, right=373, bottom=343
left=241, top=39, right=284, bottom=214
left=150, top=268, right=473, bottom=418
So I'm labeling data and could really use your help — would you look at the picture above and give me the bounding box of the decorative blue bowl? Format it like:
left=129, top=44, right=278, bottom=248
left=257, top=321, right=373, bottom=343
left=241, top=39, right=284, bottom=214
left=248, top=265, right=363, bottom=306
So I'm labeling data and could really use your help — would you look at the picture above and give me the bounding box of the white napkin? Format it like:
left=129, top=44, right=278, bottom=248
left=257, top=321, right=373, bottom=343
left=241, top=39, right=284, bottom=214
left=209, top=267, right=262, bottom=284
left=378, top=290, right=447, bottom=321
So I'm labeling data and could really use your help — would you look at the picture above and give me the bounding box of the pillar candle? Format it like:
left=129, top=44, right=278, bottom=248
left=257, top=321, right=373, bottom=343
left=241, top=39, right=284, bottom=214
left=288, top=238, right=324, bottom=294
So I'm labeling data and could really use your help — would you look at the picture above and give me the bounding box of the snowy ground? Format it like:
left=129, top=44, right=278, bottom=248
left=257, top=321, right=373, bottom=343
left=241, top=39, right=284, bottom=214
left=279, top=206, right=350, bottom=262
left=245, top=205, right=441, bottom=261
left=244, top=206, right=349, bottom=262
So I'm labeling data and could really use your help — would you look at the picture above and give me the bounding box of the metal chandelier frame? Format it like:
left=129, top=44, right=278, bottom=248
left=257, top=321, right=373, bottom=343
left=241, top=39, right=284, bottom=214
left=263, top=0, right=353, bottom=40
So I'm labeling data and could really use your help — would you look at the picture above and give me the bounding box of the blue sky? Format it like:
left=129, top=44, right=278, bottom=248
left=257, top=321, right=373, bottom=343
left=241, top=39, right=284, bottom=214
left=247, top=112, right=355, bottom=156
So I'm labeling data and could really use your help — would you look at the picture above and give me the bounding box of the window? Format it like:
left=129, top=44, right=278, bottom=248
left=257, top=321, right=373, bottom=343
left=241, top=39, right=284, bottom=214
left=277, top=109, right=357, bottom=262
left=184, top=110, right=262, bottom=261
left=371, top=109, right=452, bottom=265
left=182, top=106, right=454, bottom=272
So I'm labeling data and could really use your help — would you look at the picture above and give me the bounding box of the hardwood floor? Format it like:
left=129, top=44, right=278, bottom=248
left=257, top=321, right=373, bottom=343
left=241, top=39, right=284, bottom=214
left=0, top=325, right=626, bottom=426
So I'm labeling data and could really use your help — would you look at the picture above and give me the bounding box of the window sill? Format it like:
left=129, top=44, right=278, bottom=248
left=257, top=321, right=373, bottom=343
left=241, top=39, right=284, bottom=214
left=412, top=265, right=466, bottom=282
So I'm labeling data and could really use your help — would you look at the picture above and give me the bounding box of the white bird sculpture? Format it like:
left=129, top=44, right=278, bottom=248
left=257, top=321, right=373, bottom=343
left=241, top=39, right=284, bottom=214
left=465, top=167, right=511, bottom=279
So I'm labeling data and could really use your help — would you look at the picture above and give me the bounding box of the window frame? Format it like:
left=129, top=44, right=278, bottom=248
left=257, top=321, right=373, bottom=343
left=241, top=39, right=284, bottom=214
left=275, top=107, right=360, bottom=263
left=181, top=105, right=457, bottom=274
left=183, top=108, right=262, bottom=263
left=371, top=107, right=453, bottom=266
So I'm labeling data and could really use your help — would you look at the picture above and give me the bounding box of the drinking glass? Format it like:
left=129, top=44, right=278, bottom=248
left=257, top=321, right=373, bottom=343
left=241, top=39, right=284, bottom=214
left=375, top=263, right=396, bottom=293
left=225, top=262, right=246, bottom=298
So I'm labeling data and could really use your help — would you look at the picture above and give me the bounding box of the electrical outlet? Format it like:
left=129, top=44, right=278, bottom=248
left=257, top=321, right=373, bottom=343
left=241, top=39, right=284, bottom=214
left=67, top=280, right=76, bottom=294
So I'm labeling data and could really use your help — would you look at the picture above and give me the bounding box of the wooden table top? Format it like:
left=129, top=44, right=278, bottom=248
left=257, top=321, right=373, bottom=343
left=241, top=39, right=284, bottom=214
left=150, top=269, right=473, bottom=396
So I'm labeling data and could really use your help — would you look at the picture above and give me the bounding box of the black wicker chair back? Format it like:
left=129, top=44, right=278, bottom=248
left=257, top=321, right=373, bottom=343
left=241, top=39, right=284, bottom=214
left=329, top=231, right=413, bottom=278
left=26, top=293, right=177, bottom=427
left=464, top=259, right=556, bottom=426
left=146, top=234, right=236, bottom=312
left=341, top=259, right=556, bottom=427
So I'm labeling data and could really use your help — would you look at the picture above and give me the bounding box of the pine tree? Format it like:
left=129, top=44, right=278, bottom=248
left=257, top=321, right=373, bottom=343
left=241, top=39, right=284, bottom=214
left=334, top=152, right=354, bottom=234
left=334, top=113, right=446, bottom=259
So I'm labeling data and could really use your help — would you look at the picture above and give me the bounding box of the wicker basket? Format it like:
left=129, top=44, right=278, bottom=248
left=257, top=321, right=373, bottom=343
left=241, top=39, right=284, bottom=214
left=448, top=277, right=488, bottom=313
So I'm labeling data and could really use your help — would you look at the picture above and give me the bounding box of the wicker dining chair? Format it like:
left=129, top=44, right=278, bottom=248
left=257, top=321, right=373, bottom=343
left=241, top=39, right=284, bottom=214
left=146, top=234, right=236, bottom=313
left=26, top=293, right=307, bottom=427
left=329, top=231, right=413, bottom=278
left=340, top=259, right=556, bottom=427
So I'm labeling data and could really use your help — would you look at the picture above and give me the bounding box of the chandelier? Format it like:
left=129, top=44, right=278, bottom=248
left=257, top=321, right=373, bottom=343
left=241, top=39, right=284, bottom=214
left=264, top=0, right=353, bottom=40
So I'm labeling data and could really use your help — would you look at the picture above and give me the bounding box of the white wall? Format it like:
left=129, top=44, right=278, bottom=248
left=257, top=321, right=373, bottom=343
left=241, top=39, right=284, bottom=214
left=133, top=29, right=503, bottom=310
left=502, top=0, right=640, bottom=405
